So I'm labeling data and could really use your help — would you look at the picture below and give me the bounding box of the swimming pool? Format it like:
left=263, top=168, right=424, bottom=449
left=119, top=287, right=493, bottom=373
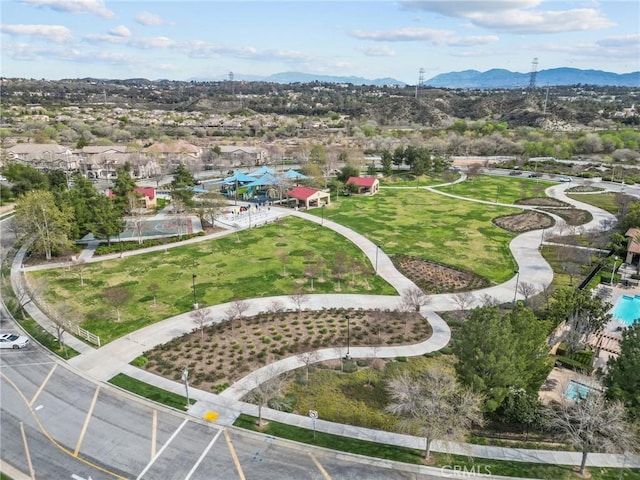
left=612, top=295, right=640, bottom=327
left=563, top=380, right=600, bottom=401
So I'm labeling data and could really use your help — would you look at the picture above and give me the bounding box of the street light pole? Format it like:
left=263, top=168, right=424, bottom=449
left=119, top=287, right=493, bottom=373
left=345, top=314, right=351, bottom=360
left=321, top=204, right=325, bottom=226
left=610, top=256, right=618, bottom=286
left=182, top=368, right=191, bottom=408
left=513, top=270, right=520, bottom=305
left=192, top=273, right=198, bottom=309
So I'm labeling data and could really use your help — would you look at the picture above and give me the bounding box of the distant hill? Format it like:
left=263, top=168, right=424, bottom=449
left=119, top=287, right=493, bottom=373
left=425, top=68, right=640, bottom=88
left=189, top=72, right=405, bottom=86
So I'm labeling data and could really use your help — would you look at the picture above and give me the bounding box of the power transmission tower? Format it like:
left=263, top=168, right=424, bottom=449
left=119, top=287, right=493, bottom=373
left=415, top=68, right=424, bottom=99
left=529, top=58, right=538, bottom=90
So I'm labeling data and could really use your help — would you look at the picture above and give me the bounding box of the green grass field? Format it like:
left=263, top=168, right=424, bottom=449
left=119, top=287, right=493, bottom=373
left=31, top=217, right=395, bottom=343
left=314, top=187, right=519, bottom=283
left=108, top=373, right=192, bottom=410
left=433, top=174, right=556, bottom=205
left=567, top=192, right=623, bottom=215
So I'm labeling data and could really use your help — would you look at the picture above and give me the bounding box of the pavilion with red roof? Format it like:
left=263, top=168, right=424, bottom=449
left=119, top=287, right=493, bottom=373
left=346, top=176, right=379, bottom=195
left=285, top=186, right=331, bottom=209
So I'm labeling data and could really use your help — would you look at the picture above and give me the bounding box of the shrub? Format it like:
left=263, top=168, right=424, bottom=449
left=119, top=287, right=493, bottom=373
left=131, top=355, right=148, bottom=367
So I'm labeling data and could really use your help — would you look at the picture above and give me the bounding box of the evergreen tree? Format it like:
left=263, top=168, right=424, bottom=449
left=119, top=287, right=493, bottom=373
left=603, top=322, right=640, bottom=419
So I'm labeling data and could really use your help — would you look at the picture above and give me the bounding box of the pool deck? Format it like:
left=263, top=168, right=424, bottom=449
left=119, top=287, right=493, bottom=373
left=605, top=283, right=640, bottom=332
left=539, top=367, right=602, bottom=404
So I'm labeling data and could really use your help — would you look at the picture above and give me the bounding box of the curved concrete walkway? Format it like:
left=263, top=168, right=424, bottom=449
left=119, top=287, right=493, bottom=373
left=9, top=178, right=638, bottom=469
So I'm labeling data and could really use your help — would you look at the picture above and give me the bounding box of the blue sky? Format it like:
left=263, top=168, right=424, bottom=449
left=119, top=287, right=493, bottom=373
left=1, top=1, right=639, bottom=83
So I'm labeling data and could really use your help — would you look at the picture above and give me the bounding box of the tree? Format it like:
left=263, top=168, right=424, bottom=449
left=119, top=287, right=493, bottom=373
left=71, top=258, right=87, bottom=287
left=191, top=308, right=212, bottom=339
left=90, top=194, right=125, bottom=246
left=452, top=291, right=474, bottom=311
left=225, top=299, right=250, bottom=333
left=546, top=288, right=611, bottom=354
left=3, top=163, right=49, bottom=197
left=380, top=149, right=393, bottom=177
left=453, top=305, right=550, bottom=412
left=149, top=282, right=160, bottom=307
left=289, top=290, right=308, bottom=317
left=386, top=365, right=484, bottom=460
left=111, top=164, right=137, bottom=214
left=296, top=349, right=320, bottom=385
left=603, top=322, right=640, bottom=419
left=103, top=286, right=131, bottom=322
left=400, top=286, right=431, bottom=312
left=14, top=190, right=73, bottom=260
left=545, top=394, right=637, bottom=476
left=517, top=282, right=538, bottom=306
left=243, top=366, right=289, bottom=427
left=336, top=164, right=359, bottom=183
left=195, top=190, right=226, bottom=228
left=499, top=387, right=543, bottom=437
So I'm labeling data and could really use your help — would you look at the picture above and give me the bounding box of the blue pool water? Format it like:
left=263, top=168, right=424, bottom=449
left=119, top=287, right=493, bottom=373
left=612, top=295, right=640, bottom=327
left=563, top=380, right=599, bottom=401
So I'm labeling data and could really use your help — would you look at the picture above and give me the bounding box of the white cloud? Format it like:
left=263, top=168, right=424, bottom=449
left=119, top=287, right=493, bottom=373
left=0, top=24, right=73, bottom=43
left=400, top=1, right=613, bottom=34
left=351, top=27, right=452, bottom=42
left=128, top=36, right=177, bottom=49
left=21, top=0, right=114, bottom=18
left=109, top=25, right=131, bottom=38
left=543, top=41, right=640, bottom=60
left=438, top=35, right=499, bottom=47
left=358, top=45, right=397, bottom=57
left=135, top=11, right=171, bottom=26
left=597, top=34, right=640, bottom=48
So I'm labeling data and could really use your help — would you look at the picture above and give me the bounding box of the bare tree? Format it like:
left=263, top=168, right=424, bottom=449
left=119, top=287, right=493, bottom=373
left=478, top=293, right=498, bottom=307
left=289, top=290, right=309, bottom=318
left=333, top=252, right=348, bottom=291
left=103, top=286, right=131, bottom=322
left=242, top=366, right=289, bottom=427
left=545, top=394, right=638, bottom=476
left=297, top=349, right=321, bottom=385
left=277, top=250, right=289, bottom=276
left=386, top=365, right=484, bottom=460
left=304, top=262, right=320, bottom=291
left=452, top=291, right=474, bottom=311
left=225, top=299, right=250, bottom=333
left=517, top=282, right=538, bottom=305
left=149, top=282, right=159, bottom=307
left=191, top=308, right=212, bottom=339
left=41, top=301, right=74, bottom=351
left=17, top=276, right=48, bottom=319
left=400, top=286, right=431, bottom=312
left=332, top=346, right=345, bottom=373
left=71, top=258, right=87, bottom=287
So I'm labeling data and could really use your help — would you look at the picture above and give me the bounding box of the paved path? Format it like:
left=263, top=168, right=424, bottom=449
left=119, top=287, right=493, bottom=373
left=10, top=178, right=639, bottom=469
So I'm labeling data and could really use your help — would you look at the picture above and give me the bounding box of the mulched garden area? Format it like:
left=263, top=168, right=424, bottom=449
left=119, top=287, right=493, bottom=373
left=493, top=211, right=555, bottom=233
left=140, top=307, right=430, bottom=393
left=391, top=254, right=489, bottom=293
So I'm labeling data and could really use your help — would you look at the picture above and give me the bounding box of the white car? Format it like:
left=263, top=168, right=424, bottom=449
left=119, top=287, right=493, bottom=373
left=0, top=333, right=30, bottom=349
left=558, top=176, right=572, bottom=182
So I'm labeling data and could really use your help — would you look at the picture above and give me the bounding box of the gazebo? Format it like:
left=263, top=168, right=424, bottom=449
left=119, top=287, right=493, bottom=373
left=286, top=186, right=331, bottom=209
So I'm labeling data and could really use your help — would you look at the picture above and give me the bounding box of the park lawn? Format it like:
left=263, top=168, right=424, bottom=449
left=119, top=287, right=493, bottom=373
left=30, top=217, right=395, bottom=344
left=108, top=373, right=192, bottom=410
left=315, top=188, right=519, bottom=284
left=567, top=192, right=622, bottom=215
left=433, top=174, right=556, bottom=205
left=379, top=173, right=455, bottom=187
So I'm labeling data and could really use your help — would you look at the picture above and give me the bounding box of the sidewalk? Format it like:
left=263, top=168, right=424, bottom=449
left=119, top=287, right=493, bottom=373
left=10, top=180, right=638, bottom=469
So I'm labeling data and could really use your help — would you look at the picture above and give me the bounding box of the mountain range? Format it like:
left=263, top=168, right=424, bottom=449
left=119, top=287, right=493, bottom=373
left=196, top=68, right=639, bottom=88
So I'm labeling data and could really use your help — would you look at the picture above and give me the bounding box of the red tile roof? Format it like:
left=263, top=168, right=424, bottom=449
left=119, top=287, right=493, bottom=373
left=346, top=176, right=378, bottom=187
left=287, top=186, right=322, bottom=200
left=626, top=228, right=640, bottom=254
left=136, top=187, right=155, bottom=199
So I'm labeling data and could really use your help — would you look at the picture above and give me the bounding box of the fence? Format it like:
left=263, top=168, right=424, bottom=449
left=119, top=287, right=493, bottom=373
left=63, top=319, right=101, bottom=347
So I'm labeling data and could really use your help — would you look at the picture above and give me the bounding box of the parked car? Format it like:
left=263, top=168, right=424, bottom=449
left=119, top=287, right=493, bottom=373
left=0, top=332, right=30, bottom=349
left=558, top=176, right=572, bottom=182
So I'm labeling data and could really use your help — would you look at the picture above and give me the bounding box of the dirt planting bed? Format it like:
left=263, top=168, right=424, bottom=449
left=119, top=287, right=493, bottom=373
left=492, top=211, right=555, bottom=233
left=515, top=197, right=571, bottom=208
left=538, top=207, right=592, bottom=226
left=391, top=254, right=489, bottom=293
left=140, top=307, right=430, bottom=393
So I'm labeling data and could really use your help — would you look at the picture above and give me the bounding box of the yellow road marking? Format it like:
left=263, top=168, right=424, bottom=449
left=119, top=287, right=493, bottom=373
left=20, top=422, right=35, bottom=480
left=0, top=373, right=126, bottom=479
left=224, top=429, right=246, bottom=480
left=309, top=452, right=332, bottom=480
left=151, top=409, right=157, bottom=460
left=74, top=386, right=100, bottom=457
left=29, top=363, right=57, bottom=407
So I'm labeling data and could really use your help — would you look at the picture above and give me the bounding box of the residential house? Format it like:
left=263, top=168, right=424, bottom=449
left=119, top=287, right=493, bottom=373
left=6, top=143, right=77, bottom=171
left=218, top=146, right=269, bottom=167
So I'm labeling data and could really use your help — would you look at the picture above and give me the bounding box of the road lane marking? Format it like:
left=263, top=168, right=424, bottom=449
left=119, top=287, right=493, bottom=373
left=0, top=361, right=57, bottom=368
left=309, top=452, right=332, bottom=480
left=29, top=363, right=56, bottom=407
left=19, top=422, right=35, bottom=480
left=0, top=372, right=127, bottom=479
left=183, top=429, right=223, bottom=480
left=136, top=418, right=188, bottom=480
left=224, top=429, right=246, bottom=480
left=74, top=386, right=100, bottom=457
left=150, top=409, right=157, bottom=460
